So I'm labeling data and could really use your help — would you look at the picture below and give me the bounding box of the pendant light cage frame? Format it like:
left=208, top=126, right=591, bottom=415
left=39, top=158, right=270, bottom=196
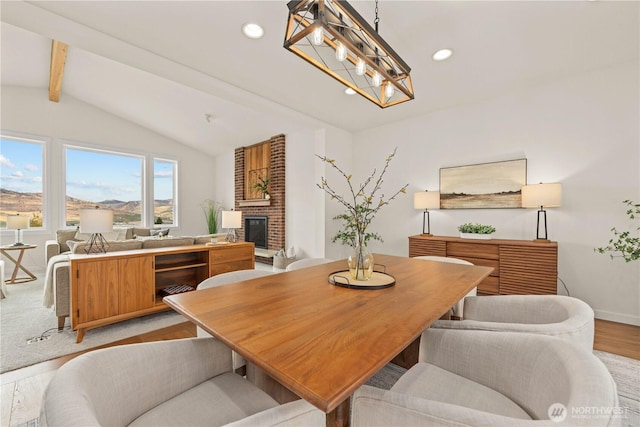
left=284, top=0, right=414, bottom=108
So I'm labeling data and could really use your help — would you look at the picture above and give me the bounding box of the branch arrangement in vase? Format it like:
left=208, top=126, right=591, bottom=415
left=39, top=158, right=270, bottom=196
left=595, top=199, right=640, bottom=262
left=317, top=148, right=408, bottom=280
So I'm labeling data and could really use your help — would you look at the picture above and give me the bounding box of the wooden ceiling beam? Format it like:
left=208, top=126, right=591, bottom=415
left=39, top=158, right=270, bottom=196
left=48, top=40, right=68, bottom=102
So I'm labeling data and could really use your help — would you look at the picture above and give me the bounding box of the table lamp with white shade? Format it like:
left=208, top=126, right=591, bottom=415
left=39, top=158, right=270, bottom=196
left=521, top=183, right=562, bottom=242
left=6, top=214, right=30, bottom=246
left=79, top=207, right=113, bottom=254
left=221, top=210, right=242, bottom=243
left=414, top=190, right=440, bottom=236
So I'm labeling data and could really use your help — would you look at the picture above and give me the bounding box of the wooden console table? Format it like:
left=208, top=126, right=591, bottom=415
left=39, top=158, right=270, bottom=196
left=409, top=235, right=558, bottom=295
left=70, top=243, right=254, bottom=342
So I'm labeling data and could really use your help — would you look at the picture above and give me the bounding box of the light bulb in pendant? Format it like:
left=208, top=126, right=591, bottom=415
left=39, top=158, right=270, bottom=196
left=312, top=27, right=323, bottom=46
left=356, top=57, right=366, bottom=75
left=336, top=42, right=347, bottom=62
left=384, top=82, right=395, bottom=98
left=372, top=71, right=382, bottom=87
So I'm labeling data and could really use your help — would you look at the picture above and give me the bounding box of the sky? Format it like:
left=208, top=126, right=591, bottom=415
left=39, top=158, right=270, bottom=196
left=0, top=138, right=174, bottom=202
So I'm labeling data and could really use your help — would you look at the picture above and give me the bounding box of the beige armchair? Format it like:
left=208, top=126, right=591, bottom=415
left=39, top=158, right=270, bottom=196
left=432, top=295, right=595, bottom=350
left=352, top=328, right=619, bottom=426
left=40, top=338, right=324, bottom=427
left=413, top=255, right=476, bottom=318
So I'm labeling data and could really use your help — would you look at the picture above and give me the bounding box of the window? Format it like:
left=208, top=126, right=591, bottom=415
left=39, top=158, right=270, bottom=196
left=153, top=159, right=177, bottom=226
left=65, top=147, right=144, bottom=226
left=0, top=136, right=45, bottom=229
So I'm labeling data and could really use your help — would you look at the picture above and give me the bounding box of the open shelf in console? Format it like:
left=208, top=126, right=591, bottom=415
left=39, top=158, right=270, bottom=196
left=154, top=250, right=209, bottom=304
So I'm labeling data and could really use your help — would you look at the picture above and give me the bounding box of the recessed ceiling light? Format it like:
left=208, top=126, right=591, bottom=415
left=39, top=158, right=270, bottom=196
left=242, top=23, right=264, bottom=39
left=432, top=48, right=453, bottom=61
left=344, top=88, right=356, bottom=95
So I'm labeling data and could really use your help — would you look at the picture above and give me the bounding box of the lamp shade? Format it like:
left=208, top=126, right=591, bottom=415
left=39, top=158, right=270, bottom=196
left=521, top=183, right=562, bottom=208
left=79, top=208, right=113, bottom=233
left=6, top=214, right=30, bottom=230
left=221, top=211, right=242, bottom=229
left=414, top=191, right=440, bottom=210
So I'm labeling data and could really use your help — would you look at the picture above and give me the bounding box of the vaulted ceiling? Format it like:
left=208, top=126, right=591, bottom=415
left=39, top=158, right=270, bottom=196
left=1, top=1, right=638, bottom=157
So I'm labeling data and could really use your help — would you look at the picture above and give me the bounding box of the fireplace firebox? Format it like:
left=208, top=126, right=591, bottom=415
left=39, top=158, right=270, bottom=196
left=245, top=216, right=268, bottom=249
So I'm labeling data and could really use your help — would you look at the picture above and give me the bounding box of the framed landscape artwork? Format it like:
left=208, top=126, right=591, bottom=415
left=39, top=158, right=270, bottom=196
left=440, top=159, right=527, bottom=209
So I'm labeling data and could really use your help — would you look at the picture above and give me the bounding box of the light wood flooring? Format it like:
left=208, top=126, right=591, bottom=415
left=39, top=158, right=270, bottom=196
left=1, top=319, right=638, bottom=426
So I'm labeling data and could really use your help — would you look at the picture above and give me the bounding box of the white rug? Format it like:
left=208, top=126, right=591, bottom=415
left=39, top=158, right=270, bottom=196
left=1, top=276, right=186, bottom=373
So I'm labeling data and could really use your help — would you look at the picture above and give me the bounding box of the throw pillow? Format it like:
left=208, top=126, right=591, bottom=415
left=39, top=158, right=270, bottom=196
left=57, top=228, right=79, bottom=252
left=150, top=228, right=170, bottom=237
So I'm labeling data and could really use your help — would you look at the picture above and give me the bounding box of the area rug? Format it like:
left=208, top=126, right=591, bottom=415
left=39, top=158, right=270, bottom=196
left=1, top=277, right=186, bottom=374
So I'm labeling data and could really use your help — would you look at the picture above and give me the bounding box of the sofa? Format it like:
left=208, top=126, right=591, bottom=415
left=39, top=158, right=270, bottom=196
left=43, top=227, right=216, bottom=330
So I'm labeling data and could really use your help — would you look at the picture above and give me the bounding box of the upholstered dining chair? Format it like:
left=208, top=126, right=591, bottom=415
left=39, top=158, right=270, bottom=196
left=413, top=255, right=475, bottom=318
left=432, top=295, right=595, bottom=351
left=351, top=328, right=619, bottom=427
left=40, top=338, right=325, bottom=427
left=196, top=269, right=276, bottom=369
left=285, top=258, right=333, bottom=272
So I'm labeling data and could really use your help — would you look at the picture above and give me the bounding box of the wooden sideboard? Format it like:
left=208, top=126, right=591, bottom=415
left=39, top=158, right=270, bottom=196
left=408, top=235, right=557, bottom=296
left=70, top=243, right=254, bottom=342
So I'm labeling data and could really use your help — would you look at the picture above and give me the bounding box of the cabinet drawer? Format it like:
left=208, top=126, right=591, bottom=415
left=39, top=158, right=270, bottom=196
left=458, top=257, right=499, bottom=277
left=210, top=260, right=254, bottom=276
left=409, top=238, right=446, bottom=257
left=477, top=276, right=499, bottom=295
left=210, top=246, right=253, bottom=264
left=447, top=242, right=499, bottom=260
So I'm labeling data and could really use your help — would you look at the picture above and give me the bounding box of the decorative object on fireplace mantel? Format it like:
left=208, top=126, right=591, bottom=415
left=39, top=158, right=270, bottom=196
left=252, top=175, right=271, bottom=200
left=458, top=223, right=496, bottom=240
left=317, top=148, right=408, bottom=281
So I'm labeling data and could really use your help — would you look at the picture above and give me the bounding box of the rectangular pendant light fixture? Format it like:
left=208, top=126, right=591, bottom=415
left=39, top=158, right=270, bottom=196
left=284, top=0, right=414, bottom=108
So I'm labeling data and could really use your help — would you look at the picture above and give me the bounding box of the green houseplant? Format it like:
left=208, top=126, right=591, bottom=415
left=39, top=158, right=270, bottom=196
left=317, top=148, right=408, bottom=280
left=252, top=176, right=271, bottom=199
left=201, top=200, right=222, bottom=234
left=596, top=200, right=640, bottom=262
left=458, top=223, right=496, bottom=240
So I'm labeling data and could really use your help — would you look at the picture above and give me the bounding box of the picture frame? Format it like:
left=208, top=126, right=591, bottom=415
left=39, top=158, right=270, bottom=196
left=439, top=159, right=527, bottom=209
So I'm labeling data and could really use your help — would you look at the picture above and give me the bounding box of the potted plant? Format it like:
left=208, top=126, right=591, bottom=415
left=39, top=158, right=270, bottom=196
left=458, top=223, right=496, bottom=240
left=317, top=148, right=408, bottom=280
left=201, top=199, right=222, bottom=235
left=253, top=176, right=271, bottom=199
left=596, top=200, right=639, bottom=262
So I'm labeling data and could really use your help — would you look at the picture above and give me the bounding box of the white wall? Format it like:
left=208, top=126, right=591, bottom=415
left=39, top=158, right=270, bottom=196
left=1, top=86, right=217, bottom=272
left=349, top=62, right=639, bottom=325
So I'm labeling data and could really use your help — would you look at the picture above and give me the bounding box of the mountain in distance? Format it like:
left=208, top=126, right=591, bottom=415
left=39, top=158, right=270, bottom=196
left=0, top=188, right=173, bottom=225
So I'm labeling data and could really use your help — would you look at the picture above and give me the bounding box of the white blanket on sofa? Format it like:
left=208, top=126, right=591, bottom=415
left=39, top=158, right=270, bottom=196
left=43, top=254, right=70, bottom=308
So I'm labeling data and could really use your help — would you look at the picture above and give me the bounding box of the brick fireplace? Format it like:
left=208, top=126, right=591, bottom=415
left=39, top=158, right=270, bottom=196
left=234, top=134, right=285, bottom=265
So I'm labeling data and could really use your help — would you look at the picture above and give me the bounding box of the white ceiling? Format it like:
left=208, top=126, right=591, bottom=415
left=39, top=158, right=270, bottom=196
left=1, top=1, right=638, bottom=157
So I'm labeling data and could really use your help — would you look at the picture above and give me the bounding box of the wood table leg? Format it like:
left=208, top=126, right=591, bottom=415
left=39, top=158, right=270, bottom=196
left=326, top=398, right=350, bottom=427
left=1, top=248, right=37, bottom=284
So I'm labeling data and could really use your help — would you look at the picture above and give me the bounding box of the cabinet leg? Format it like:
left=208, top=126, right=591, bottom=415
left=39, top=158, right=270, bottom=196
left=57, top=316, right=66, bottom=331
left=76, top=328, right=86, bottom=343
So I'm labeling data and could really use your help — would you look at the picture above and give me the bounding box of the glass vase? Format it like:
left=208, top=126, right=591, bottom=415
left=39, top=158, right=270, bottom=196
left=348, top=242, right=374, bottom=281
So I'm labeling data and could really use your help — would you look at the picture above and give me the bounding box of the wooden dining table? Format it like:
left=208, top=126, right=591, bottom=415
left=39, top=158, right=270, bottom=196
left=164, top=254, right=493, bottom=427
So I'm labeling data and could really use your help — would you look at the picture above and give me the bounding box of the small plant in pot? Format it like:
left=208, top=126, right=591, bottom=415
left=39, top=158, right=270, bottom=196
left=458, top=223, right=496, bottom=240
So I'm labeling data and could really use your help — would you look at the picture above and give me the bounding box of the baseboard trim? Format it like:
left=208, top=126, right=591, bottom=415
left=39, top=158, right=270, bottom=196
left=594, top=309, right=640, bottom=326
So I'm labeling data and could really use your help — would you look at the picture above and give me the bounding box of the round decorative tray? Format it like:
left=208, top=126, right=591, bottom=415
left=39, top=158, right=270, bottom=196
left=328, top=270, right=396, bottom=290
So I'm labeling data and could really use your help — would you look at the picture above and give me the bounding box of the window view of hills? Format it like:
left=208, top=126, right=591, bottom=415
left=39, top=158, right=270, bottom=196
left=0, top=188, right=173, bottom=227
